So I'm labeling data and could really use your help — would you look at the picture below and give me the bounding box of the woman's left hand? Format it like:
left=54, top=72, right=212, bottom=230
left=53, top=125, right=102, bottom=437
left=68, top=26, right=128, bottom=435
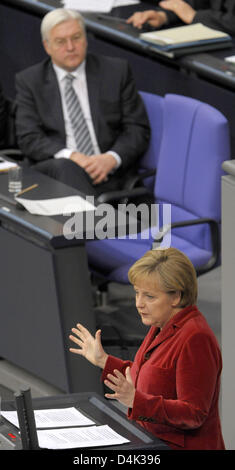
left=104, top=367, right=135, bottom=408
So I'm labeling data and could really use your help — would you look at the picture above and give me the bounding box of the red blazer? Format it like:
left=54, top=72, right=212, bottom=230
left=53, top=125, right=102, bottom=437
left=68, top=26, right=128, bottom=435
left=102, top=305, right=225, bottom=450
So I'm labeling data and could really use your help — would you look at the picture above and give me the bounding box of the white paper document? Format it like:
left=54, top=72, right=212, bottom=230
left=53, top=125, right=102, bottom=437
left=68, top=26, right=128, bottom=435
left=2, top=407, right=95, bottom=429
left=62, top=0, right=114, bottom=13
left=61, top=0, right=139, bottom=12
left=113, top=0, right=140, bottom=6
left=225, top=55, right=235, bottom=63
left=15, top=195, right=96, bottom=216
left=0, top=159, right=18, bottom=172
left=37, top=424, right=130, bottom=449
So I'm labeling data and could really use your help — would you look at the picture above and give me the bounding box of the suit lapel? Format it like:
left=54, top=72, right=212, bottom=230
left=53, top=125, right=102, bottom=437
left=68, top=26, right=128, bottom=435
left=44, top=61, right=66, bottom=140
left=85, top=55, right=100, bottom=141
left=142, top=325, right=176, bottom=360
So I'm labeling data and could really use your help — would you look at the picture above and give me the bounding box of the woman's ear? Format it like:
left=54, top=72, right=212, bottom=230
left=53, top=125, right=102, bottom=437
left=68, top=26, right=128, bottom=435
left=171, top=290, right=182, bottom=307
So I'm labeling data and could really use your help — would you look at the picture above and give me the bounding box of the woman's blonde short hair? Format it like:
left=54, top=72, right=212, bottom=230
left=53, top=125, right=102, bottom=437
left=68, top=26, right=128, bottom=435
left=41, top=8, right=85, bottom=42
left=128, top=248, right=198, bottom=308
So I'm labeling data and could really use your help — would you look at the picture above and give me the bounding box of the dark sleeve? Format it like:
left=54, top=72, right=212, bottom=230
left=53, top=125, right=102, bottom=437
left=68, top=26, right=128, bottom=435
left=156, top=8, right=183, bottom=26
left=192, top=0, right=235, bottom=35
left=0, top=84, right=7, bottom=146
left=158, top=0, right=235, bottom=35
left=15, top=72, right=64, bottom=162
left=108, top=61, right=151, bottom=169
left=156, top=0, right=204, bottom=26
left=140, top=0, right=183, bottom=25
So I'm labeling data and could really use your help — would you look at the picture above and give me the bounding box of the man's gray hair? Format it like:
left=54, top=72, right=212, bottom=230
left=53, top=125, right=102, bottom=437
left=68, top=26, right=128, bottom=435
left=41, top=8, right=85, bottom=41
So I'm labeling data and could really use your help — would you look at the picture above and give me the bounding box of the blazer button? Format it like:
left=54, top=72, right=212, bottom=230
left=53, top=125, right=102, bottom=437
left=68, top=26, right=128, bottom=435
left=144, top=352, right=151, bottom=361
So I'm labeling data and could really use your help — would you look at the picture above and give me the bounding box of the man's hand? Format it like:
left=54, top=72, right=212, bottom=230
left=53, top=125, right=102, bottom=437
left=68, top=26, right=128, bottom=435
left=70, top=151, right=117, bottom=184
left=127, top=10, right=168, bottom=29
left=159, top=0, right=196, bottom=24
left=70, top=151, right=90, bottom=168
left=104, top=367, right=136, bottom=408
left=83, top=153, right=117, bottom=184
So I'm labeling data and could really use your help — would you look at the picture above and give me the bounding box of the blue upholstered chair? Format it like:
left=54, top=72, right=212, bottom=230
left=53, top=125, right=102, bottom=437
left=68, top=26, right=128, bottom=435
left=86, top=93, right=230, bottom=284
left=96, top=91, right=164, bottom=203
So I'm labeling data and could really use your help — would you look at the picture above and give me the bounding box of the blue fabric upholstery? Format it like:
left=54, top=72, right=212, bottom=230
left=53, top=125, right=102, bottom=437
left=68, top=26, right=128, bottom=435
left=137, top=91, right=163, bottom=191
left=86, top=93, right=230, bottom=283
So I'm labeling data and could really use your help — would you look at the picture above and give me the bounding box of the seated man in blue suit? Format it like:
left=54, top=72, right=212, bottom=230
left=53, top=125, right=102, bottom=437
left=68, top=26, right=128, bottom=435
left=15, top=9, right=150, bottom=196
left=127, top=0, right=235, bottom=36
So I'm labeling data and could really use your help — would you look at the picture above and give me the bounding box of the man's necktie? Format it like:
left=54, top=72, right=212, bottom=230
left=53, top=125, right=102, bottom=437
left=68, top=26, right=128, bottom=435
left=64, top=74, right=94, bottom=155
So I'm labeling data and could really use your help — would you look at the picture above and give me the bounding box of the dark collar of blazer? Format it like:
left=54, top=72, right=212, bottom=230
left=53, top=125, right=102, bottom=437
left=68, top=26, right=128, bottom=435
left=43, top=54, right=101, bottom=144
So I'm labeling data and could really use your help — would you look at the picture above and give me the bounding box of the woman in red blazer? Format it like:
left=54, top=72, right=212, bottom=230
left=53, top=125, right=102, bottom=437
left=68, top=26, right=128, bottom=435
left=69, top=248, right=225, bottom=450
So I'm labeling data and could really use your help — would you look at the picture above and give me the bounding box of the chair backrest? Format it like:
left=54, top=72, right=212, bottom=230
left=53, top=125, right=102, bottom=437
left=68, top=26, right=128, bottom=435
left=138, top=91, right=164, bottom=191
left=86, top=93, right=230, bottom=282
left=155, top=94, right=230, bottom=250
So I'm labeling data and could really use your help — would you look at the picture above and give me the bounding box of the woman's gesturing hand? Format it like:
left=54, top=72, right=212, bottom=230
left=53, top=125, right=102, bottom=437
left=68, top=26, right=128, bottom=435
left=69, top=323, right=108, bottom=369
left=104, top=367, right=136, bottom=408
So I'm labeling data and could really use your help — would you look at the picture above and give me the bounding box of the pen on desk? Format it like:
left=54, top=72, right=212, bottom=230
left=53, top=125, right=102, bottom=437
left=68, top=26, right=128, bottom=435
left=16, top=184, right=38, bottom=197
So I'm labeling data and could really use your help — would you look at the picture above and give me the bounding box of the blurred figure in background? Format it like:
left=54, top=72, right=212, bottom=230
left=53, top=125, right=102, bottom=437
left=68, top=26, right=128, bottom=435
left=127, top=0, right=235, bottom=36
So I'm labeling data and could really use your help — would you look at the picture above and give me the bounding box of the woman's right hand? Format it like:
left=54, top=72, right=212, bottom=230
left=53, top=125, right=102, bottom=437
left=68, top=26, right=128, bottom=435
left=69, top=323, right=108, bottom=369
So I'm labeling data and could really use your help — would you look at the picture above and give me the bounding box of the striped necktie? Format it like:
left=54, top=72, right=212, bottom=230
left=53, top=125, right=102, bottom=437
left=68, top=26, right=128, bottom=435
left=64, top=73, right=94, bottom=155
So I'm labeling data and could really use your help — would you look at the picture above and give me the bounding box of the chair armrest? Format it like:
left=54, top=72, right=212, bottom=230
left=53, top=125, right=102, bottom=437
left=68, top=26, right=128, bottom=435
left=97, top=186, right=152, bottom=204
left=123, top=168, right=156, bottom=190
left=0, top=149, right=23, bottom=161
left=152, top=217, right=220, bottom=275
left=97, top=168, right=156, bottom=204
left=222, top=159, right=235, bottom=177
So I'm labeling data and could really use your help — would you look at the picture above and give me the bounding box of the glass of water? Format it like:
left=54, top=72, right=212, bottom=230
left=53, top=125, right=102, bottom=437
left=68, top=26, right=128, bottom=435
left=8, top=166, right=22, bottom=193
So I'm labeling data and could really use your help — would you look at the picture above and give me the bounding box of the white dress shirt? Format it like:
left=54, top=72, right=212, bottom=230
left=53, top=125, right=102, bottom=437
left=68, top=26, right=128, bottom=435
left=52, top=61, right=121, bottom=169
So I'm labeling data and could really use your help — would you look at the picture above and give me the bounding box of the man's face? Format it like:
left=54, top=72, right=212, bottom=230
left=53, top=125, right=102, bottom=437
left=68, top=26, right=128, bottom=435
left=43, top=19, right=87, bottom=72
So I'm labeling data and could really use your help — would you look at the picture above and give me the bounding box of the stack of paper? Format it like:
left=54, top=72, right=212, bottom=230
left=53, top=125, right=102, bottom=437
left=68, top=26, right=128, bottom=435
left=2, top=407, right=95, bottom=428
left=37, top=425, right=129, bottom=449
left=2, top=407, right=129, bottom=449
left=139, top=23, right=232, bottom=57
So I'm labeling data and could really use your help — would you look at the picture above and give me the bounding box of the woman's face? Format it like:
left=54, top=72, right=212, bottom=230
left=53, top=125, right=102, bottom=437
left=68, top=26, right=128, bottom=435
left=134, top=278, right=181, bottom=330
